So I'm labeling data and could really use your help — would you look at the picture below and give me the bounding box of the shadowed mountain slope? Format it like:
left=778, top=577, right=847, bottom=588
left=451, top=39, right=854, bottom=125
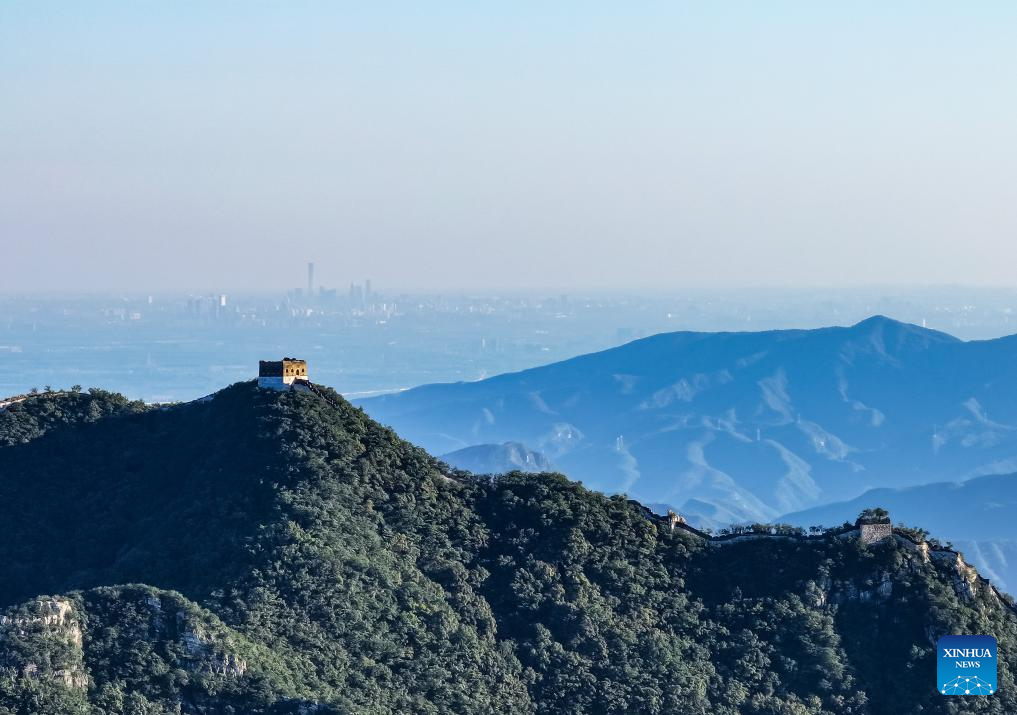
left=1, top=384, right=1016, bottom=714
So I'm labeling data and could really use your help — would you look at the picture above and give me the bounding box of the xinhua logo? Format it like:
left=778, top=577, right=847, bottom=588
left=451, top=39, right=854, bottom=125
left=937, top=635, right=997, bottom=695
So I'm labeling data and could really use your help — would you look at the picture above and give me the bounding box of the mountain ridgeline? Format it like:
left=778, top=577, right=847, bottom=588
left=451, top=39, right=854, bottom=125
left=1, top=384, right=1015, bottom=714
left=440, top=441, right=554, bottom=474
left=358, top=316, right=1017, bottom=527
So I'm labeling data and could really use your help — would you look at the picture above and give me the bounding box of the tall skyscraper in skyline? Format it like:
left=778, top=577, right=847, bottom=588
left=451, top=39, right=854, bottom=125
left=307, top=262, right=315, bottom=296
left=349, top=282, right=364, bottom=309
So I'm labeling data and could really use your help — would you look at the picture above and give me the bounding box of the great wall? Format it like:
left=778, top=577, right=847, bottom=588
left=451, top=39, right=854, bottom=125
left=0, top=393, right=36, bottom=411
left=5, top=360, right=1017, bottom=621
left=637, top=502, right=1017, bottom=617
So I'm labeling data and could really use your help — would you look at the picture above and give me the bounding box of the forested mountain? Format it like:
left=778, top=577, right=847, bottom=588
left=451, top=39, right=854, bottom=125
left=1, top=384, right=1015, bottom=714
left=358, top=316, right=1017, bottom=527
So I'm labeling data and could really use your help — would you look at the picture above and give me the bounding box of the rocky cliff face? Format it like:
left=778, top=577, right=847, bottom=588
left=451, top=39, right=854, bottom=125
left=0, top=586, right=282, bottom=712
left=0, top=597, right=88, bottom=690
left=799, top=532, right=1014, bottom=624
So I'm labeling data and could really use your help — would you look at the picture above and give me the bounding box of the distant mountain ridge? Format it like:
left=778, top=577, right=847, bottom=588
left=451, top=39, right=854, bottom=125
left=441, top=441, right=553, bottom=474
left=359, top=316, right=1017, bottom=527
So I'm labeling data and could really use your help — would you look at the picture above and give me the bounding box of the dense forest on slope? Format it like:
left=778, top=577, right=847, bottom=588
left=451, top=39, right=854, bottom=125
left=0, top=384, right=1015, bottom=714
left=0, top=388, right=148, bottom=448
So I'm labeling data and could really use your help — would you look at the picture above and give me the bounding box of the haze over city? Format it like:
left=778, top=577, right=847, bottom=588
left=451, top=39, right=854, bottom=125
left=6, top=4, right=1017, bottom=712
left=4, top=2, right=1017, bottom=293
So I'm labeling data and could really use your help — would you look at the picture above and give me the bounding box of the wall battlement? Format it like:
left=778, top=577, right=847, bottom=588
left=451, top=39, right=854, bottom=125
left=859, top=521, right=893, bottom=544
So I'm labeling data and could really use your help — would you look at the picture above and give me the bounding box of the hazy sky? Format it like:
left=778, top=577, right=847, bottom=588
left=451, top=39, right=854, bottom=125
left=2, top=2, right=1016, bottom=293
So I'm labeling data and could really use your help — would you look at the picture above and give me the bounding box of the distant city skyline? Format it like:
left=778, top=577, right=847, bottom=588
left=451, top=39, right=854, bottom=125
left=4, top=3, right=1017, bottom=292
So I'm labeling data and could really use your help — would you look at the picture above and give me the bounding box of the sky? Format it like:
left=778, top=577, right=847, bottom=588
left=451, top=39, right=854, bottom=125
left=2, top=2, right=1016, bottom=294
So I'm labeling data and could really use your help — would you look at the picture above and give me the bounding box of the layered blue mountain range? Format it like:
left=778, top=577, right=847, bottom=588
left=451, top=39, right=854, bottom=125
left=359, top=315, right=1017, bottom=532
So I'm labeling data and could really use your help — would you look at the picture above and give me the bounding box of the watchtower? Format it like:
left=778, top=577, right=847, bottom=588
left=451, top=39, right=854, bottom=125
left=856, top=512, right=892, bottom=544
left=258, top=358, right=309, bottom=390
left=667, top=510, right=686, bottom=531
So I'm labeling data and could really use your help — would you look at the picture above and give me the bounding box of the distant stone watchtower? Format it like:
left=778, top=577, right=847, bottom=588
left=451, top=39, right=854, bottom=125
left=667, top=510, right=686, bottom=531
left=258, top=358, right=309, bottom=390
left=857, top=511, right=892, bottom=544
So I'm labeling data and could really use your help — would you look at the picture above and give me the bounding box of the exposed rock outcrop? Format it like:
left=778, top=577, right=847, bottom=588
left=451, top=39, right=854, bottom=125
left=0, top=597, right=88, bottom=689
